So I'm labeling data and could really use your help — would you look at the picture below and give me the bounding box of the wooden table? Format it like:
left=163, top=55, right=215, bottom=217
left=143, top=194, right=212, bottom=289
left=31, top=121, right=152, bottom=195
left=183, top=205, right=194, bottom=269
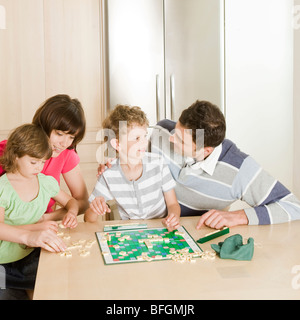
left=33, top=217, right=300, bottom=300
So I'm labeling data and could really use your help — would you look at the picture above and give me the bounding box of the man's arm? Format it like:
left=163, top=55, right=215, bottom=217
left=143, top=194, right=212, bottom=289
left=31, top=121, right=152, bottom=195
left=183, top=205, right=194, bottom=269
left=197, top=156, right=300, bottom=229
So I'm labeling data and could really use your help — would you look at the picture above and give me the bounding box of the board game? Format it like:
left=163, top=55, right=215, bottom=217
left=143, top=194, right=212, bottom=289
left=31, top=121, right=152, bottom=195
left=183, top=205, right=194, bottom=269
left=96, top=225, right=202, bottom=265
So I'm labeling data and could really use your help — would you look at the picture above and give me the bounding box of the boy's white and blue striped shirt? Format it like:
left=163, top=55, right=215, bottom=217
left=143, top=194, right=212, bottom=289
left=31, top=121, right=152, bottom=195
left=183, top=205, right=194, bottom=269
left=89, top=153, right=176, bottom=220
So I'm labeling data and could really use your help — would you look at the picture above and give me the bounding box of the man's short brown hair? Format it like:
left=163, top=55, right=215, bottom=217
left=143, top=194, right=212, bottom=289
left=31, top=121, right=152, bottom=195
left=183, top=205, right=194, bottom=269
left=179, top=100, right=226, bottom=147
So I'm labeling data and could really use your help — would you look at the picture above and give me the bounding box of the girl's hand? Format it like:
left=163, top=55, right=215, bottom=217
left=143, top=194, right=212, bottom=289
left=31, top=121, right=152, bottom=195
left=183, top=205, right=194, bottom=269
left=62, top=212, right=78, bottom=229
left=162, top=213, right=180, bottom=232
left=90, top=197, right=111, bottom=216
left=35, top=220, right=58, bottom=233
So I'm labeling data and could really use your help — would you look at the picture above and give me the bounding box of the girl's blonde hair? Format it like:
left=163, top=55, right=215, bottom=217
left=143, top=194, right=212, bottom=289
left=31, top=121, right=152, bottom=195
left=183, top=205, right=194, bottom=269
left=0, top=124, right=52, bottom=173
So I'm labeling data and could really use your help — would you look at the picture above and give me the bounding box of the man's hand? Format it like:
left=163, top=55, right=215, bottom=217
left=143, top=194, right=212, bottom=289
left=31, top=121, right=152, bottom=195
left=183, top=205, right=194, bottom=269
left=196, top=209, right=248, bottom=230
left=97, top=158, right=115, bottom=177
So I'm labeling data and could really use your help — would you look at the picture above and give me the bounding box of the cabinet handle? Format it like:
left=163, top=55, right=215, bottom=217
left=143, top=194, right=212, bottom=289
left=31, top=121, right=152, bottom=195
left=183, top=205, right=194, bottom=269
left=170, top=74, right=175, bottom=120
left=156, top=74, right=160, bottom=123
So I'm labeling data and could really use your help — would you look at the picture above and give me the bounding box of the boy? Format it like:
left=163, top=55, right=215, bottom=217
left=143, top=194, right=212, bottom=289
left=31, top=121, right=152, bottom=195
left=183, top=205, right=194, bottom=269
left=84, top=105, right=180, bottom=231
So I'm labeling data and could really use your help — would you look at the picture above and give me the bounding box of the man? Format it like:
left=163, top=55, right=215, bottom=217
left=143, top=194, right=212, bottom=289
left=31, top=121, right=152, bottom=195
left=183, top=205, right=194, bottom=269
left=150, top=100, right=300, bottom=229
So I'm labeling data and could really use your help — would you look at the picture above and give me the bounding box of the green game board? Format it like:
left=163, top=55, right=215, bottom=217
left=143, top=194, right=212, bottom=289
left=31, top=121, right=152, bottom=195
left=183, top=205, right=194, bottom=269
left=96, top=225, right=202, bottom=265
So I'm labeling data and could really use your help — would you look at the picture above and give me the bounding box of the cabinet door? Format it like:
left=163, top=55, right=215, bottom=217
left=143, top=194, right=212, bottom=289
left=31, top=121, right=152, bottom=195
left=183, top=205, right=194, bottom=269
left=106, top=0, right=164, bottom=126
left=0, top=0, right=45, bottom=133
left=164, top=0, right=224, bottom=120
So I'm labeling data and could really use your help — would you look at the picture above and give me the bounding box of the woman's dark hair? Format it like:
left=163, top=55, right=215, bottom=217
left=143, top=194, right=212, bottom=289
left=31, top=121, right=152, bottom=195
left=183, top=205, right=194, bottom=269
left=32, top=94, right=86, bottom=150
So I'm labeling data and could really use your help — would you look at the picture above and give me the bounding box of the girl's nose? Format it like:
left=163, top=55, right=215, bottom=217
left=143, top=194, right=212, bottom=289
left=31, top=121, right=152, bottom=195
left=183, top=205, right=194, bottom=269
left=37, top=161, right=44, bottom=171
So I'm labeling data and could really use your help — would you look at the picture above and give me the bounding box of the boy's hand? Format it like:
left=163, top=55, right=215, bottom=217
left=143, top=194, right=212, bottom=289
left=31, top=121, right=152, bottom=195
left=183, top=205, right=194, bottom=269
left=90, top=197, right=111, bottom=216
left=62, top=211, right=78, bottom=229
left=162, top=213, right=180, bottom=232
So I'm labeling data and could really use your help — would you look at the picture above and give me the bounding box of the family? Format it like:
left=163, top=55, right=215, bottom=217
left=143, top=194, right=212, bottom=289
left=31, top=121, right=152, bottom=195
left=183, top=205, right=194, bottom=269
left=1, top=94, right=300, bottom=299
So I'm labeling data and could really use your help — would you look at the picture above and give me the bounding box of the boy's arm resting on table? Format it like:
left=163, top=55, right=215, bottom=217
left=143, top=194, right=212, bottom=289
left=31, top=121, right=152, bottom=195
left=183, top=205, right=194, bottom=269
left=84, top=197, right=111, bottom=223
left=84, top=174, right=113, bottom=223
left=162, top=189, right=181, bottom=231
left=0, top=207, right=66, bottom=252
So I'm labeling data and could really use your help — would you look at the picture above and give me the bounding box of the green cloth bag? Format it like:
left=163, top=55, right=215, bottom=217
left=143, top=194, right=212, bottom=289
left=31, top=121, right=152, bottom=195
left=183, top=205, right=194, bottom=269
left=210, top=234, right=254, bottom=261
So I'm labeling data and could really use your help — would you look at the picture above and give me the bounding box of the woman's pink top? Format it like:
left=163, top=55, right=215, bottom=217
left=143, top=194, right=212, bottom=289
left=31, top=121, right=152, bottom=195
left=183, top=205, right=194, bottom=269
left=0, top=140, right=80, bottom=212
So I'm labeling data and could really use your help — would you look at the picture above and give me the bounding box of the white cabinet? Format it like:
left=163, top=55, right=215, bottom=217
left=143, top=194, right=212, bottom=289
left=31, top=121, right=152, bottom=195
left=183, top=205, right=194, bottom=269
left=106, top=0, right=224, bottom=125
left=106, top=0, right=294, bottom=191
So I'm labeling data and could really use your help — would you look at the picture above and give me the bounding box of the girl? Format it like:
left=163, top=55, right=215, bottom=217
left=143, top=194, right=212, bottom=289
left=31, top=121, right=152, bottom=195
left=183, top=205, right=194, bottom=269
left=0, top=94, right=89, bottom=221
left=0, top=124, right=78, bottom=299
left=84, top=105, right=181, bottom=231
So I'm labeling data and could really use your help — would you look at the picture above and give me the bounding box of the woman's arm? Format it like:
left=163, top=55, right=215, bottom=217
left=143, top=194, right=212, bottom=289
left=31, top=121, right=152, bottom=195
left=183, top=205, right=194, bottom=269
left=0, top=207, right=66, bottom=252
left=53, top=189, right=79, bottom=228
left=62, top=164, right=89, bottom=214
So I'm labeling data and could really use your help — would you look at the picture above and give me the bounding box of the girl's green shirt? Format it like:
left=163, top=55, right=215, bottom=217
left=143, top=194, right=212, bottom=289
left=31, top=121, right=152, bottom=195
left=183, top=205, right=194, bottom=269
left=0, top=173, right=59, bottom=264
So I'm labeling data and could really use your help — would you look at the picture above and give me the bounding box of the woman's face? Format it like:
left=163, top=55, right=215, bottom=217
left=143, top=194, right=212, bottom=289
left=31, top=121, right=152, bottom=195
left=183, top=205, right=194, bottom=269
left=49, top=130, right=76, bottom=157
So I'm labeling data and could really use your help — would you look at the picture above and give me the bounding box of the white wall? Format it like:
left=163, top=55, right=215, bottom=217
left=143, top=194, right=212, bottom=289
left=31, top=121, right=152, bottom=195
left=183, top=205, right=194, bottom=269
left=294, top=0, right=300, bottom=198
left=225, top=0, right=294, bottom=190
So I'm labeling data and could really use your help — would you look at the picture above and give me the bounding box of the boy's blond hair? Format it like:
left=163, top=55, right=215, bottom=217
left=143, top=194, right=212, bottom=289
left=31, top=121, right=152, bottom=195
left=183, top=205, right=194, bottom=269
left=102, top=104, right=149, bottom=142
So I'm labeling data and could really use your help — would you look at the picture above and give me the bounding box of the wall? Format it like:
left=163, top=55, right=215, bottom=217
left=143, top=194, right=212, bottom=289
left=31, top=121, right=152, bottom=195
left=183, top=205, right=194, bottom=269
left=0, top=0, right=106, bottom=194
left=294, top=0, right=300, bottom=198
left=225, top=0, right=294, bottom=191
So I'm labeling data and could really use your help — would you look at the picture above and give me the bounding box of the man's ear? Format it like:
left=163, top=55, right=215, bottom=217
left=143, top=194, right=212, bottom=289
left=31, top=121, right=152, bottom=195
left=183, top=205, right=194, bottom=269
left=110, top=138, right=120, bottom=151
left=204, top=146, right=214, bottom=158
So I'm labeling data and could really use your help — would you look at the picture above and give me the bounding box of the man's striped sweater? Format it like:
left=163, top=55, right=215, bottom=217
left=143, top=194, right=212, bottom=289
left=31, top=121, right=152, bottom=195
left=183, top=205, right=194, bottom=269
left=150, top=120, right=300, bottom=225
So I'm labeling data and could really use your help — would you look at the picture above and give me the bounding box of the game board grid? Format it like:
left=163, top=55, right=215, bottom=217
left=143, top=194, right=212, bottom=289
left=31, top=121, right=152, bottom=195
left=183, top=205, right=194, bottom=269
left=96, top=226, right=202, bottom=265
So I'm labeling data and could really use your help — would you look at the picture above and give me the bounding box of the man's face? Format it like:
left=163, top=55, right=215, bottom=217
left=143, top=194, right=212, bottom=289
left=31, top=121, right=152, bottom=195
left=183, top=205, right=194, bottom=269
left=169, top=122, right=207, bottom=160
left=169, top=122, right=197, bottom=158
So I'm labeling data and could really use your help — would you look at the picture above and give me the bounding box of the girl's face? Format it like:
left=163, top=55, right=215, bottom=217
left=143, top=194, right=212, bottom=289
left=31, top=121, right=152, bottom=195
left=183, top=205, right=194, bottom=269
left=15, top=155, right=46, bottom=178
left=119, top=124, right=148, bottom=163
left=49, top=130, right=76, bottom=157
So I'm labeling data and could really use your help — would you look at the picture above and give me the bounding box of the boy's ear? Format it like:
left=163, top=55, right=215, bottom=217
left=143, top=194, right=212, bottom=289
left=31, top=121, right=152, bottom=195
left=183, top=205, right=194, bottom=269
left=110, top=138, right=120, bottom=151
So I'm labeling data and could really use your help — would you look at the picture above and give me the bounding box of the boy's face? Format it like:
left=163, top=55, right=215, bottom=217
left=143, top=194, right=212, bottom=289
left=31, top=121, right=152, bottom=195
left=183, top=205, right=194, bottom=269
left=119, top=123, right=148, bottom=164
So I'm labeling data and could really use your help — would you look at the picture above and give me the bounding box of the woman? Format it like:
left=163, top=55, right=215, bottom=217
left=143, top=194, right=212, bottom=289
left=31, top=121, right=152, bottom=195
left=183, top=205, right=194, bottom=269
left=0, top=94, right=89, bottom=220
